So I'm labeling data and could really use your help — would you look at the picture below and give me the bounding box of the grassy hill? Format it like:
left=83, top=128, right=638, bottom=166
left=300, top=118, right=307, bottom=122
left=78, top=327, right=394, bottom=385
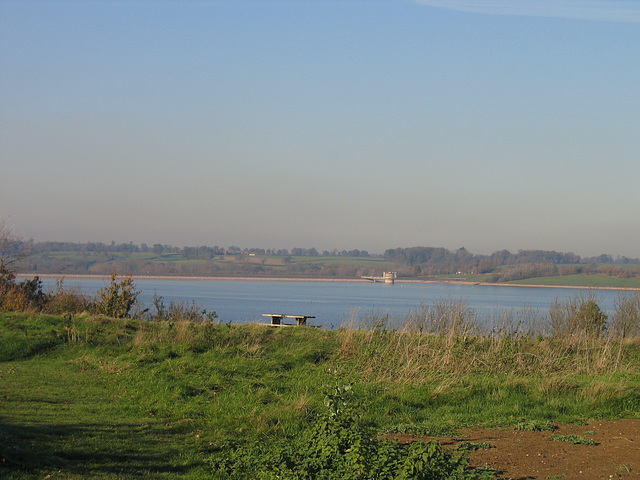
left=22, top=250, right=395, bottom=279
left=2, top=311, right=640, bottom=478
left=20, top=246, right=640, bottom=289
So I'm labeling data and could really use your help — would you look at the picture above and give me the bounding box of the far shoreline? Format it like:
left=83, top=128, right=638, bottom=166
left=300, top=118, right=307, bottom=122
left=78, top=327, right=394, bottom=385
left=17, top=273, right=640, bottom=291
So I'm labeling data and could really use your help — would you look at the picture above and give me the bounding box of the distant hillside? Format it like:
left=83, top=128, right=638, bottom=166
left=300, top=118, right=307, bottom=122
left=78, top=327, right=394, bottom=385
left=14, top=241, right=640, bottom=287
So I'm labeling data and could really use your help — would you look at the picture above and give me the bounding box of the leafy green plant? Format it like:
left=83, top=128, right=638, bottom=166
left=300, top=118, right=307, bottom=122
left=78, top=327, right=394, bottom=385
left=549, top=434, right=597, bottom=445
left=383, top=422, right=459, bottom=437
left=456, top=442, right=495, bottom=453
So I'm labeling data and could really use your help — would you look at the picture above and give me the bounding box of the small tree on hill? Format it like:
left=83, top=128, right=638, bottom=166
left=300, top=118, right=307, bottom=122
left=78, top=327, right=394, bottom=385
left=549, top=292, right=607, bottom=338
left=97, top=273, right=140, bottom=318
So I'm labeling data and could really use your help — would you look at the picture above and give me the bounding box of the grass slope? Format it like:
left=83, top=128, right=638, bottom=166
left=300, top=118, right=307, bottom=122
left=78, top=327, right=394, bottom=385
left=2, top=313, right=640, bottom=478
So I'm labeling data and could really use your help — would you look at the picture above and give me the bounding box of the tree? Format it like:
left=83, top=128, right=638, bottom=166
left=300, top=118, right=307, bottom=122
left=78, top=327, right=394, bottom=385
left=577, top=299, right=608, bottom=336
left=549, top=292, right=607, bottom=337
left=0, top=218, right=29, bottom=273
left=0, top=219, right=48, bottom=311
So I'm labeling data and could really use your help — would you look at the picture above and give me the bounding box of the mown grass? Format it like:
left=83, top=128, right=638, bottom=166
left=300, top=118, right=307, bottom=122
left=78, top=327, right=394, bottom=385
left=2, top=312, right=640, bottom=478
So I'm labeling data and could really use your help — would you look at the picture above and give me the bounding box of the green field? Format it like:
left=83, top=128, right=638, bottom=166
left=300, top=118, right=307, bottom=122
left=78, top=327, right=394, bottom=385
left=23, top=251, right=397, bottom=279
left=2, top=310, right=640, bottom=479
left=506, top=273, right=640, bottom=288
left=428, top=272, right=640, bottom=289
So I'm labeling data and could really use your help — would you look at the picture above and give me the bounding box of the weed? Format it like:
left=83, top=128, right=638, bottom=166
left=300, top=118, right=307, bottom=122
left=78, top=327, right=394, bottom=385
left=456, top=442, right=495, bottom=452
left=515, top=419, right=557, bottom=432
left=383, top=422, right=460, bottom=437
left=549, top=434, right=598, bottom=445
left=147, top=292, right=218, bottom=323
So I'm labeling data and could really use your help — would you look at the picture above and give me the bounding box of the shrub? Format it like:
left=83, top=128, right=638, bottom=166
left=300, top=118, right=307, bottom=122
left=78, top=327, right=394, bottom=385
left=147, top=293, right=218, bottom=322
left=96, top=273, right=140, bottom=318
left=0, top=268, right=48, bottom=312
left=549, top=292, right=607, bottom=338
left=610, top=293, right=640, bottom=339
left=43, top=279, right=93, bottom=315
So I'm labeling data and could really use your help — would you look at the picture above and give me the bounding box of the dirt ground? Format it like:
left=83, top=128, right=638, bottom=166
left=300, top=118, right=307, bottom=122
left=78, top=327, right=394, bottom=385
left=392, top=419, right=640, bottom=479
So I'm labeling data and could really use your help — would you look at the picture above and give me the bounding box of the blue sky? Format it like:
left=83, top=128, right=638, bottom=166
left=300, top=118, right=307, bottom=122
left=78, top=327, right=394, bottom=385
left=2, top=0, right=639, bottom=256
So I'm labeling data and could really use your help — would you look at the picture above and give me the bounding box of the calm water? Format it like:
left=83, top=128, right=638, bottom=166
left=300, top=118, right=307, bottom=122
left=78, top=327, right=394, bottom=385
left=33, top=276, right=628, bottom=329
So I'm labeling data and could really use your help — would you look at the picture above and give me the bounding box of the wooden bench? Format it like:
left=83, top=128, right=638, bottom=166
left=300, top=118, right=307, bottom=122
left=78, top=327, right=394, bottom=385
left=262, top=314, right=316, bottom=327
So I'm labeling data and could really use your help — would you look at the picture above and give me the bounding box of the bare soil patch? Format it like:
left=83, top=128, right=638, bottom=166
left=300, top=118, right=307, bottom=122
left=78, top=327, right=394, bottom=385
left=391, top=419, right=640, bottom=479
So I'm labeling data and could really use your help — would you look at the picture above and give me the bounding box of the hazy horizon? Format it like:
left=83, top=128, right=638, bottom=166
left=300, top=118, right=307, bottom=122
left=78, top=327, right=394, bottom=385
left=2, top=1, right=639, bottom=258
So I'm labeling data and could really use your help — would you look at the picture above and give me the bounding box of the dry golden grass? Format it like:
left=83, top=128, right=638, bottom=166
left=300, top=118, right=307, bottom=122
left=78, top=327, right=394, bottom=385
left=336, top=311, right=639, bottom=385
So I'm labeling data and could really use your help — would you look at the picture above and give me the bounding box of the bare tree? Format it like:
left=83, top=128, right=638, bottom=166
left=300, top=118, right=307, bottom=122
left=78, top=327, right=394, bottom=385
left=0, top=218, right=29, bottom=273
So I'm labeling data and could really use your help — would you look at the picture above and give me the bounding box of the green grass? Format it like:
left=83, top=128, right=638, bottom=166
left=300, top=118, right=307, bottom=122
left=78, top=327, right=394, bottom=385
left=421, top=272, right=640, bottom=289
left=508, top=273, right=640, bottom=288
left=2, top=313, right=640, bottom=478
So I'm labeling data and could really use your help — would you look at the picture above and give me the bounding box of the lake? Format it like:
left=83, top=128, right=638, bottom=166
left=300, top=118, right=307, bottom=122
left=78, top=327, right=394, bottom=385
left=32, top=276, right=631, bottom=330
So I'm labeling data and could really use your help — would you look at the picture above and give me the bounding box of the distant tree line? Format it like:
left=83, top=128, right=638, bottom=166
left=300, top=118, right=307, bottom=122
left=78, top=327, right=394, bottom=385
left=11, top=234, right=640, bottom=281
left=384, top=247, right=640, bottom=279
left=24, top=241, right=370, bottom=259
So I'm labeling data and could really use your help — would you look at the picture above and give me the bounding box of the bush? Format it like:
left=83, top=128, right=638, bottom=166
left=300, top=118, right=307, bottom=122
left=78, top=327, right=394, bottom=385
left=610, top=293, right=640, bottom=338
left=0, top=268, right=48, bottom=312
left=96, top=273, right=140, bottom=318
left=549, top=292, right=607, bottom=338
left=43, top=279, right=93, bottom=315
left=147, top=293, right=218, bottom=322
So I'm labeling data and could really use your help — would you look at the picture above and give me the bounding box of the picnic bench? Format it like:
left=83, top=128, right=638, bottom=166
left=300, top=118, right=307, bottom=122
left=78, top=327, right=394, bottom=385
left=262, top=314, right=316, bottom=327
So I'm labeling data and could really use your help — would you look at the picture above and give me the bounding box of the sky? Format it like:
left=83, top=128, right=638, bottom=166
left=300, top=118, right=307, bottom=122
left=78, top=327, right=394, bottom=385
left=1, top=0, right=639, bottom=257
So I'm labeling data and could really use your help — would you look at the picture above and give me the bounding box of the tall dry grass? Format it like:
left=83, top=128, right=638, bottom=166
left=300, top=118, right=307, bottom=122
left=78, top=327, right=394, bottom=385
left=336, top=298, right=640, bottom=385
